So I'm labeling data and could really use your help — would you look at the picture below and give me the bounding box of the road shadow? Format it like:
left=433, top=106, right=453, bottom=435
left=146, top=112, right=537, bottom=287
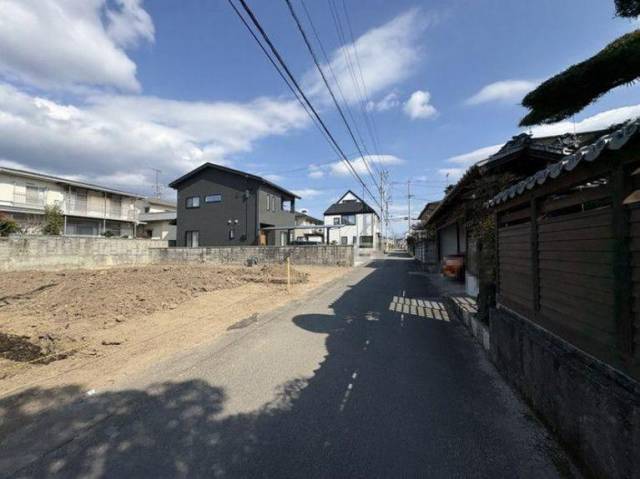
left=0, top=256, right=570, bottom=478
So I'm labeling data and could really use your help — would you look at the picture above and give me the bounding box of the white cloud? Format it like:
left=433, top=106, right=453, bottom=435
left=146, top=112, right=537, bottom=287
left=436, top=104, right=640, bottom=183
left=466, top=80, right=538, bottom=106
left=403, top=90, right=437, bottom=119
left=329, top=154, right=404, bottom=176
left=0, top=82, right=308, bottom=191
left=304, top=9, right=429, bottom=106
left=105, top=0, right=154, bottom=48
left=0, top=0, right=153, bottom=92
left=437, top=167, right=467, bottom=182
left=263, top=174, right=284, bottom=182
left=447, top=144, right=504, bottom=166
left=366, top=91, right=400, bottom=112
left=307, top=164, right=326, bottom=179
left=529, top=104, right=640, bottom=137
left=292, top=188, right=324, bottom=199
left=437, top=143, right=504, bottom=182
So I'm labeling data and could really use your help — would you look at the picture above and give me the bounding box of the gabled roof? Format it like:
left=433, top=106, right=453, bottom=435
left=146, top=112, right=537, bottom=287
left=0, top=166, right=144, bottom=199
left=418, top=201, right=441, bottom=222
left=295, top=211, right=323, bottom=225
left=324, top=190, right=378, bottom=217
left=426, top=128, right=606, bottom=226
left=145, top=197, right=177, bottom=209
left=487, top=118, right=640, bottom=207
left=168, top=163, right=300, bottom=199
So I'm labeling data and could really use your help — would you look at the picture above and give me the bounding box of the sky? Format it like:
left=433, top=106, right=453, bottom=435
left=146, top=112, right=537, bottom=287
left=1, top=0, right=639, bottom=235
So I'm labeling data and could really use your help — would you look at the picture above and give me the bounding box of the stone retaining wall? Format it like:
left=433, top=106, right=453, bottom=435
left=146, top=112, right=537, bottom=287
left=490, top=307, right=640, bottom=479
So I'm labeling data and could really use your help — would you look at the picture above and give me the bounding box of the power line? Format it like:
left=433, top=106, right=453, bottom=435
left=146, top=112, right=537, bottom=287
left=228, top=0, right=381, bottom=211
left=226, top=0, right=342, bottom=163
left=338, top=0, right=384, bottom=167
left=326, top=0, right=381, bottom=175
left=283, top=0, right=381, bottom=195
left=298, top=0, right=375, bottom=173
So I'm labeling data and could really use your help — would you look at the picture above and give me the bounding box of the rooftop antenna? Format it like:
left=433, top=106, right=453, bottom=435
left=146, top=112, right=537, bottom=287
left=150, top=168, right=162, bottom=198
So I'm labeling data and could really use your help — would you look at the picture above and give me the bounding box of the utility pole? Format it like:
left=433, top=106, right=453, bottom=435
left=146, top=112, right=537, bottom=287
left=379, top=169, right=390, bottom=252
left=407, top=179, right=412, bottom=236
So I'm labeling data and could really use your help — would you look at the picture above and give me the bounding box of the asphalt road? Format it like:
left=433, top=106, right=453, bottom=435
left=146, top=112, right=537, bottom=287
left=4, top=253, right=578, bottom=478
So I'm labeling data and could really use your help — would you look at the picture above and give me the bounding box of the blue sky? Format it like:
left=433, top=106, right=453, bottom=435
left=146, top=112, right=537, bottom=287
left=1, top=0, right=639, bottom=235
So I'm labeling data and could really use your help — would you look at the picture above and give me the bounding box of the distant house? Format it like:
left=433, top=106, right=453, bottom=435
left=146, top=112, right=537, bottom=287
left=409, top=200, right=441, bottom=271
left=169, top=163, right=299, bottom=247
left=324, top=190, right=380, bottom=249
left=137, top=198, right=177, bottom=242
left=293, top=209, right=324, bottom=243
left=0, top=166, right=142, bottom=236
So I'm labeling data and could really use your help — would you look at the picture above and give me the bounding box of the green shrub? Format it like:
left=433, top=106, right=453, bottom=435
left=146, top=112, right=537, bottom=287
left=0, top=213, right=18, bottom=237
left=42, top=204, right=64, bottom=235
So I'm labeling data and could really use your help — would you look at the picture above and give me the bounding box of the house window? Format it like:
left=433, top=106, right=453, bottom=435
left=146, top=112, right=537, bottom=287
left=280, top=231, right=288, bottom=245
left=205, top=194, right=222, bottom=203
left=340, top=236, right=348, bottom=245
left=271, top=195, right=277, bottom=211
left=186, top=196, right=200, bottom=208
left=229, top=229, right=235, bottom=240
left=341, top=214, right=356, bottom=225
left=185, top=230, right=199, bottom=247
left=266, top=193, right=271, bottom=211
left=333, top=217, right=340, bottom=225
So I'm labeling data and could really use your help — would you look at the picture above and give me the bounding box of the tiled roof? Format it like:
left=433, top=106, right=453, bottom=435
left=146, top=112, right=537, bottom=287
left=324, top=201, right=376, bottom=216
left=487, top=118, right=640, bottom=207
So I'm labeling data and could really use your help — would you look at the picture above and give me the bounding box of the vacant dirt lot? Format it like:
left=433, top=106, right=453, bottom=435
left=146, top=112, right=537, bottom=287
left=0, top=263, right=345, bottom=394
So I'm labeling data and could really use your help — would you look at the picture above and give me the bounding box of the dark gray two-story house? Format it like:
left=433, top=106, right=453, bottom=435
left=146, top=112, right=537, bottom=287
left=169, top=163, right=299, bottom=247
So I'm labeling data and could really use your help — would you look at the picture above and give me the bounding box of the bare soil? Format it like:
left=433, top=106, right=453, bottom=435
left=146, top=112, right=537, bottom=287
left=0, top=264, right=308, bottom=371
left=0, top=263, right=347, bottom=396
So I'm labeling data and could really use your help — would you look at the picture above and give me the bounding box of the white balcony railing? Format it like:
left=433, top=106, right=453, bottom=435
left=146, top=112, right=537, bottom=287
left=8, top=191, right=136, bottom=221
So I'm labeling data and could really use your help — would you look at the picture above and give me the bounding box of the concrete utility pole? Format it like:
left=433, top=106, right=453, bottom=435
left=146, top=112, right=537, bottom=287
left=407, top=179, right=412, bottom=236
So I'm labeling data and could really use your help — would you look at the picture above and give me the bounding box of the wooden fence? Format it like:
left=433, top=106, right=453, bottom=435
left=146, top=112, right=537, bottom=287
left=495, top=162, right=639, bottom=378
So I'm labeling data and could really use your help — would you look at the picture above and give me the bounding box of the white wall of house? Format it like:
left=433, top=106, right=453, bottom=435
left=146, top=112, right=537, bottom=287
left=324, top=213, right=379, bottom=249
left=142, top=220, right=176, bottom=240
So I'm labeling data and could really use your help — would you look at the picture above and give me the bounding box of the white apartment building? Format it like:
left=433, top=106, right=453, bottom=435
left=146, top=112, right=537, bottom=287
left=324, top=190, right=380, bottom=249
left=0, top=167, right=142, bottom=236
left=137, top=197, right=177, bottom=242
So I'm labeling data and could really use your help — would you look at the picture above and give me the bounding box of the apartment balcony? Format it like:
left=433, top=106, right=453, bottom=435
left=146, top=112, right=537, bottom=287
left=4, top=192, right=137, bottom=222
left=3, top=192, right=47, bottom=211
left=65, top=203, right=136, bottom=222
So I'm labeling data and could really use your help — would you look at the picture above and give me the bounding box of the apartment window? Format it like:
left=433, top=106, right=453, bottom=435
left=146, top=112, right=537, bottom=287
left=25, top=184, right=46, bottom=205
left=333, top=217, right=340, bottom=225
left=185, top=230, right=199, bottom=247
left=205, top=194, right=222, bottom=203
left=341, top=214, right=356, bottom=225
left=186, top=196, right=200, bottom=208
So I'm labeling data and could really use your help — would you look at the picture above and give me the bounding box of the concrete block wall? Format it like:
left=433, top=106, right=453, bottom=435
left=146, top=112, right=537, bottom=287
left=155, top=245, right=354, bottom=267
left=0, top=236, right=168, bottom=272
left=490, top=307, right=640, bottom=479
left=0, top=237, right=353, bottom=272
